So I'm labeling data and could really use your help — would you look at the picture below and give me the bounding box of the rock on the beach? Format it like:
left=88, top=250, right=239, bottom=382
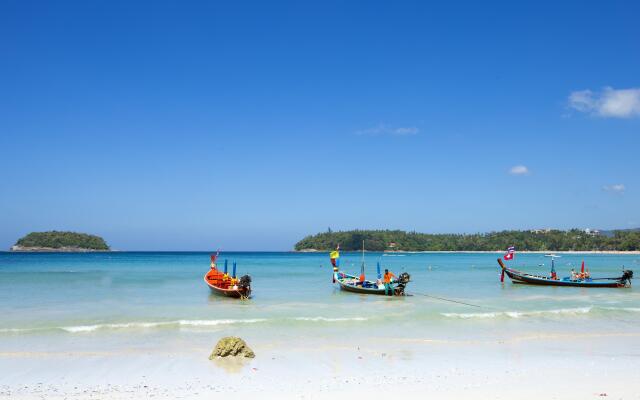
left=209, top=337, right=255, bottom=359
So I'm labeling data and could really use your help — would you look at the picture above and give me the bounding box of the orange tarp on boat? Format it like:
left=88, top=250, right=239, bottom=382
left=205, top=268, right=232, bottom=289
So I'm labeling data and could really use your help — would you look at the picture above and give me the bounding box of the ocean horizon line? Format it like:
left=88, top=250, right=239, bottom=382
left=3, top=250, right=640, bottom=254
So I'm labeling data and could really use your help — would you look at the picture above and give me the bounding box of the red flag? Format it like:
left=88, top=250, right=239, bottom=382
left=581, top=260, right=585, bottom=274
left=210, top=249, right=220, bottom=267
left=503, top=246, right=515, bottom=260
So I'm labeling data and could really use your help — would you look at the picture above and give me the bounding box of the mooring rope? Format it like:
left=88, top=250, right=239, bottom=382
left=410, top=291, right=485, bottom=308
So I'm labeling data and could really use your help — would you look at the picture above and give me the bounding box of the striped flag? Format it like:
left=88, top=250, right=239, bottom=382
left=210, top=250, right=220, bottom=268
left=503, top=246, right=515, bottom=261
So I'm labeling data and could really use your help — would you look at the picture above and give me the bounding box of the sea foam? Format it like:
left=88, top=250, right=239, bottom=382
left=441, top=307, right=593, bottom=319
left=1, top=316, right=370, bottom=335
left=60, top=318, right=268, bottom=333
left=292, top=316, right=368, bottom=322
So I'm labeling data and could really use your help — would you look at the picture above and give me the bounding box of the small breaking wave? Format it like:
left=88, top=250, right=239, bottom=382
left=1, top=316, right=370, bottom=335
left=441, top=307, right=593, bottom=319
left=0, top=327, right=45, bottom=334
left=61, top=318, right=269, bottom=332
left=61, top=323, right=159, bottom=333
left=292, top=317, right=368, bottom=322
left=601, top=307, right=640, bottom=313
left=177, top=318, right=268, bottom=326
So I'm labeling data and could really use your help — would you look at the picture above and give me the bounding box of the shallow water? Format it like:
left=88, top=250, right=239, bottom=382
left=0, top=252, right=639, bottom=344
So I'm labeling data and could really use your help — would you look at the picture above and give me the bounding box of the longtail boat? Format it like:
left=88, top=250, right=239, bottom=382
left=497, top=258, right=633, bottom=288
left=334, top=270, right=411, bottom=295
left=330, top=242, right=410, bottom=296
left=204, top=254, right=252, bottom=299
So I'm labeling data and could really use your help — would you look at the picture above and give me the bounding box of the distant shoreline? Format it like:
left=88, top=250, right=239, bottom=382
left=2, top=249, right=639, bottom=254
left=9, top=246, right=113, bottom=253
left=295, top=249, right=640, bottom=255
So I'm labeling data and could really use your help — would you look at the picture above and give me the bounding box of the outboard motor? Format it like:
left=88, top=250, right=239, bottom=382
left=621, top=270, right=633, bottom=286
left=394, top=272, right=411, bottom=296
left=237, top=275, right=252, bottom=298
left=239, top=275, right=252, bottom=289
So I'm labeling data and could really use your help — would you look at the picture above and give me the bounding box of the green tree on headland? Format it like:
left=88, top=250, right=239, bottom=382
left=14, top=231, right=110, bottom=250
left=294, top=229, right=640, bottom=251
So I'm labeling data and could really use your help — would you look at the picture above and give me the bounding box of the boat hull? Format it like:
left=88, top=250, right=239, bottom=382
left=204, top=273, right=251, bottom=299
left=206, top=282, right=251, bottom=298
left=497, top=258, right=630, bottom=288
left=504, top=269, right=624, bottom=288
left=337, top=280, right=389, bottom=295
left=334, top=272, right=402, bottom=295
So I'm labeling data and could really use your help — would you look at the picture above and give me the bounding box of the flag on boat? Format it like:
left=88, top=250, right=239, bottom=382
left=330, top=246, right=340, bottom=268
left=503, top=246, right=515, bottom=260
left=210, top=249, right=221, bottom=267
left=330, top=246, right=340, bottom=283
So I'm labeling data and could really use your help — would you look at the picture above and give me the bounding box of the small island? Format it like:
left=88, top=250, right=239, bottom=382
left=11, top=231, right=111, bottom=252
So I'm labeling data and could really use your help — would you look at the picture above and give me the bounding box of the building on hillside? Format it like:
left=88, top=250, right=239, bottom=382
left=530, top=228, right=552, bottom=234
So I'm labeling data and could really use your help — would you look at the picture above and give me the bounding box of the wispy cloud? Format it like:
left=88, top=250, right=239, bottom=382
left=602, top=184, right=625, bottom=194
left=355, top=124, right=419, bottom=136
left=393, top=127, right=419, bottom=135
left=568, top=87, right=640, bottom=118
left=509, top=165, right=530, bottom=176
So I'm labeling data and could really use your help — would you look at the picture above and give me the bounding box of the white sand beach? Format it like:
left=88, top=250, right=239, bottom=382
left=2, top=330, right=639, bottom=399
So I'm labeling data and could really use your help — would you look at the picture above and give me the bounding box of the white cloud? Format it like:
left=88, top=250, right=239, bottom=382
left=509, top=165, right=530, bottom=175
left=393, top=127, right=419, bottom=135
left=568, top=87, right=640, bottom=118
left=568, top=90, right=595, bottom=112
left=356, top=124, right=419, bottom=136
left=603, top=184, right=625, bottom=194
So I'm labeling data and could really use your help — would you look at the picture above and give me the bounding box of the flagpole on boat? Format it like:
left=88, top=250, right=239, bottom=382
left=360, top=240, right=365, bottom=279
left=544, top=254, right=561, bottom=272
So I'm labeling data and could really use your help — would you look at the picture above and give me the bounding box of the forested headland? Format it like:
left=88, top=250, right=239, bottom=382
left=294, top=229, right=640, bottom=251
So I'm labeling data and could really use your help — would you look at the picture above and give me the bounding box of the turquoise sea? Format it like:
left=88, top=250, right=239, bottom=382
left=1, top=251, right=639, bottom=350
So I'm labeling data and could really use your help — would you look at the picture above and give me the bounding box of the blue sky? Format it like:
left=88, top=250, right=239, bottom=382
left=1, top=1, right=639, bottom=250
